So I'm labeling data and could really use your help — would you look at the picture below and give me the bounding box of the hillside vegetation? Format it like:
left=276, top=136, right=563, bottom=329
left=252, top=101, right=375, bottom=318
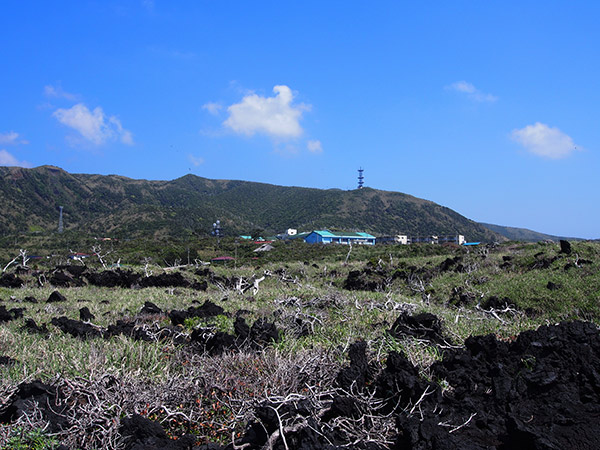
left=0, top=166, right=501, bottom=242
left=480, top=222, right=582, bottom=242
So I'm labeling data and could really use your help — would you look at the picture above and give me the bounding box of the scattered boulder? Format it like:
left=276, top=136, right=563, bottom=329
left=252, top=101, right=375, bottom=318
left=449, top=286, right=477, bottom=307
left=57, top=265, right=87, bottom=277
left=169, top=300, right=225, bottom=326
left=49, top=270, right=82, bottom=287
left=238, top=400, right=329, bottom=450
left=0, top=273, right=24, bottom=288
left=191, top=328, right=237, bottom=355
left=481, top=296, right=513, bottom=310
left=86, top=269, right=140, bottom=288
left=119, top=414, right=196, bottom=450
left=389, top=312, right=446, bottom=344
left=190, top=317, right=280, bottom=355
left=0, top=381, right=69, bottom=432
left=139, top=272, right=190, bottom=288
left=51, top=316, right=102, bottom=339
left=375, top=351, right=437, bottom=414
left=322, top=395, right=362, bottom=421
left=439, top=256, right=464, bottom=273
left=343, top=268, right=389, bottom=292
left=560, top=239, right=572, bottom=255
left=0, top=356, right=16, bottom=366
left=249, top=318, right=280, bottom=348
left=47, top=290, right=67, bottom=303
left=234, top=316, right=250, bottom=340
left=0, top=305, right=24, bottom=322
left=79, top=306, right=95, bottom=321
left=336, top=340, right=369, bottom=391
left=192, top=280, right=208, bottom=291
left=140, top=301, right=163, bottom=315
left=22, top=318, right=49, bottom=335
left=530, top=255, right=558, bottom=270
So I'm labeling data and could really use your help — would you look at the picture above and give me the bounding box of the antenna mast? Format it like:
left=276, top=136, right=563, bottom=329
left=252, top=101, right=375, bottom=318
left=58, top=206, right=64, bottom=233
left=358, top=168, right=364, bottom=189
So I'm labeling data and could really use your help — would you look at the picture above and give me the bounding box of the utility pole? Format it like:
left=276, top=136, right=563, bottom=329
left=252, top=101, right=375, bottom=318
left=58, top=206, right=64, bottom=233
left=234, top=238, right=239, bottom=269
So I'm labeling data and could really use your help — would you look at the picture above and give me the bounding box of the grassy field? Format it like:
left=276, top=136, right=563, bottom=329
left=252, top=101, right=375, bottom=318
left=0, top=239, right=598, bottom=448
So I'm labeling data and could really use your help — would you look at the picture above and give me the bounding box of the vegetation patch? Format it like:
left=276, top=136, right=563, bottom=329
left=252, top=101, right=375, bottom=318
left=0, top=239, right=599, bottom=448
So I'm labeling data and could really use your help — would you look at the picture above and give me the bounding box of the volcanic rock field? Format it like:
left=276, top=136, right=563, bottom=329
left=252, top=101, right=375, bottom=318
left=1, top=240, right=599, bottom=449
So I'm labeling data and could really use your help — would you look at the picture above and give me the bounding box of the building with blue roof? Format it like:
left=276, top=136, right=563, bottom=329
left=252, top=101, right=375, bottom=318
left=304, top=230, right=376, bottom=245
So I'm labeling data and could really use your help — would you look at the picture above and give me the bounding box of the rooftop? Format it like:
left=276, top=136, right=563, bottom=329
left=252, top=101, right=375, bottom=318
left=312, top=230, right=376, bottom=239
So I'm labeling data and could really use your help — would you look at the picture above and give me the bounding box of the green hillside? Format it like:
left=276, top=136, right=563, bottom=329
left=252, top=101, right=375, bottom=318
left=0, top=165, right=501, bottom=242
left=479, top=222, right=582, bottom=242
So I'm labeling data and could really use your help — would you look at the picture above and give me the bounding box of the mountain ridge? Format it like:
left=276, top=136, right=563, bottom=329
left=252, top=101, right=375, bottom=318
left=0, top=165, right=502, bottom=242
left=479, top=222, right=584, bottom=243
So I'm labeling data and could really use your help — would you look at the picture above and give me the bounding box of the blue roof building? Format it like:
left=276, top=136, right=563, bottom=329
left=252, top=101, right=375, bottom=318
left=304, top=230, right=376, bottom=245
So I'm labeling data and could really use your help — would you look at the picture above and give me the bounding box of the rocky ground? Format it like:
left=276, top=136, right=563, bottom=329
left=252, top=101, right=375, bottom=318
left=1, top=241, right=599, bottom=449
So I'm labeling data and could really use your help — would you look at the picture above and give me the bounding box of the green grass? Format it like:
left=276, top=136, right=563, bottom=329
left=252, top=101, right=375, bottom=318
left=1, top=427, right=59, bottom=450
left=0, top=240, right=599, bottom=448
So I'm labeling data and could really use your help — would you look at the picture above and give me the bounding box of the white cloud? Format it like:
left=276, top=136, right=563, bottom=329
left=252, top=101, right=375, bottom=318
left=511, top=122, right=580, bottom=159
left=447, top=81, right=497, bottom=102
left=52, top=103, right=133, bottom=146
left=0, top=149, right=31, bottom=167
left=188, top=154, right=204, bottom=166
left=0, top=131, right=28, bottom=145
left=307, top=140, right=323, bottom=154
left=44, top=84, right=79, bottom=101
left=202, top=102, right=223, bottom=116
left=224, top=85, right=308, bottom=138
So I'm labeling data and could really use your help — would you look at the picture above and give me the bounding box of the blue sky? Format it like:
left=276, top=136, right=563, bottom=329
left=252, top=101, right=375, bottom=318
left=1, top=1, right=598, bottom=238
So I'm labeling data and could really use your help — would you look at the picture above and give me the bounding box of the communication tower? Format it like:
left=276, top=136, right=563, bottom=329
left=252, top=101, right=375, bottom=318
left=358, top=168, right=364, bottom=189
left=58, top=206, right=64, bottom=233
